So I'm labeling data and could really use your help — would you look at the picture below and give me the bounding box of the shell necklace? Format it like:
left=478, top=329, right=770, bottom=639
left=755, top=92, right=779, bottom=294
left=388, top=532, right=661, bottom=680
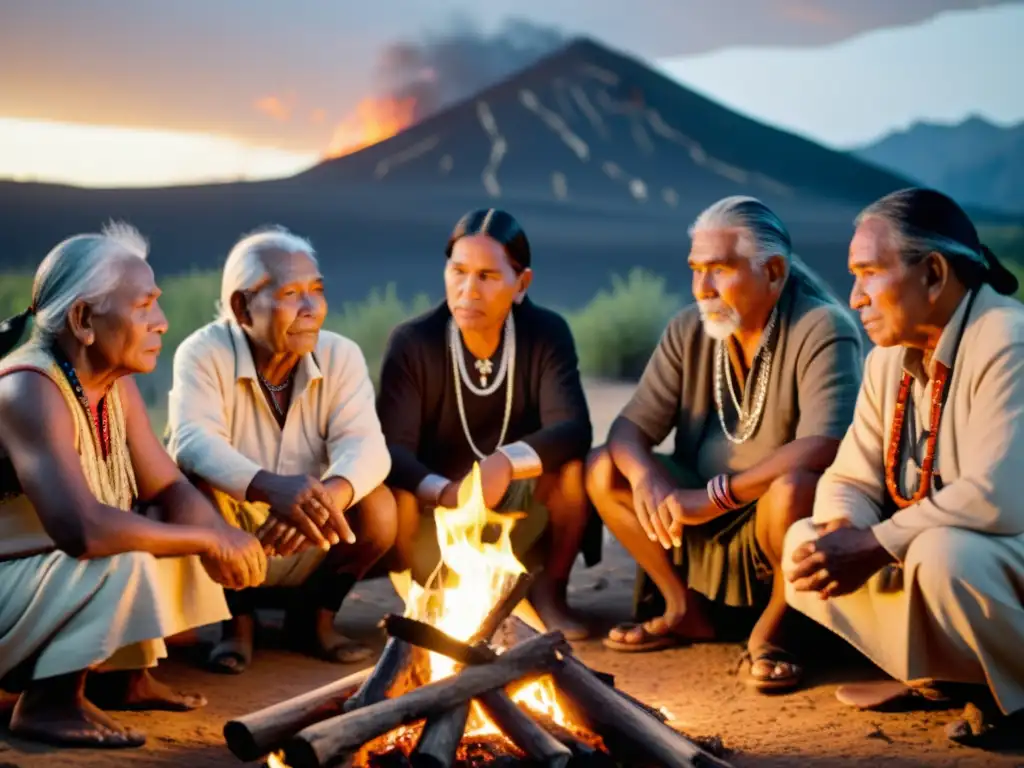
left=449, top=312, right=516, bottom=459
left=713, top=305, right=777, bottom=445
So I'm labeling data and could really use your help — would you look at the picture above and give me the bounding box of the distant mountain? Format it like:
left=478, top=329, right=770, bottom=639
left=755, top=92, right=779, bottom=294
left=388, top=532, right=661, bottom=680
left=855, top=117, right=1024, bottom=214
left=0, top=37, right=942, bottom=309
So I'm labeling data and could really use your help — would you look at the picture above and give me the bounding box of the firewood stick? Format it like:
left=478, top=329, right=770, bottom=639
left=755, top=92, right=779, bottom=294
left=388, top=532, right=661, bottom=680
left=222, top=666, right=373, bottom=761
left=410, top=702, right=470, bottom=768
left=383, top=615, right=493, bottom=666
left=410, top=571, right=536, bottom=768
left=284, top=632, right=566, bottom=768
left=552, top=655, right=734, bottom=768
left=344, top=637, right=415, bottom=712
left=503, top=617, right=667, bottom=723
left=476, top=689, right=572, bottom=768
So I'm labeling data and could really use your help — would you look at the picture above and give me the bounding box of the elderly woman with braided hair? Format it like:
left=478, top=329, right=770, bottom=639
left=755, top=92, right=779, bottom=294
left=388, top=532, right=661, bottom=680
left=785, top=188, right=1024, bottom=749
left=0, top=224, right=266, bottom=749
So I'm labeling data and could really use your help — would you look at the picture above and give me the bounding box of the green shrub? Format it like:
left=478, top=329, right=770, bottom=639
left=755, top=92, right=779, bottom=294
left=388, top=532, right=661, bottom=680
left=566, top=268, right=682, bottom=379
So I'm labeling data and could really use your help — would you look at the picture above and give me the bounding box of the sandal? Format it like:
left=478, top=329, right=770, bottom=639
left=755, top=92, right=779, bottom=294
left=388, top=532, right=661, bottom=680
left=602, top=620, right=686, bottom=653
left=737, top=645, right=803, bottom=692
left=945, top=702, right=1024, bottom=749
left=206, top=637, right=253, bottom=675
left=835, top=680, right=956, bottom=711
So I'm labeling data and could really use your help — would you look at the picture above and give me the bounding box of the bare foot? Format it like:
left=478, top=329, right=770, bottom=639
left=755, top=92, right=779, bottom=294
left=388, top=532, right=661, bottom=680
left=604, top=590, right=715, bottom=651
left=529, top=580, right=590, bottom=641
left=87, top=669, right=206, bottom=712
left=10, top=677, right=145, bottom=749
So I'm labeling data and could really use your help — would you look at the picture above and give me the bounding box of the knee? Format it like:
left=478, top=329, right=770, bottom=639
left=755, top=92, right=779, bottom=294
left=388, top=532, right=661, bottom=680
left=552, top=459, right=587, bottom=507
left=781, top=517, right=818, bottom=576
left=584, top=445, right=615, bottom=499
left=355, top=484, right=399, bottom=555
left=762, top=470, right=820, bottom=527
left=905, top=528, right=991, bottom=593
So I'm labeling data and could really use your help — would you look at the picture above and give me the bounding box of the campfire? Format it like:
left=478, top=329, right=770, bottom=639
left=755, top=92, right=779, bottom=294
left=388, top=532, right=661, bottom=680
left=223, top=465, right=732, bottom=768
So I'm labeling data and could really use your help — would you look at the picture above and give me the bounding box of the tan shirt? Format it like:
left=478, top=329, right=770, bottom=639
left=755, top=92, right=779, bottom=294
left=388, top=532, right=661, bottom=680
left=166, top=319, right=390, bottom=506
left=619, top=271, right=864, bottom=480
left=812, top=285, right=1024, bottom=561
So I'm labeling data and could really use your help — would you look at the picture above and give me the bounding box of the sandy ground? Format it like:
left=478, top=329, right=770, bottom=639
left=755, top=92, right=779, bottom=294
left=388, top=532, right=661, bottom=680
left=2, top=381, right=1022, bottom=768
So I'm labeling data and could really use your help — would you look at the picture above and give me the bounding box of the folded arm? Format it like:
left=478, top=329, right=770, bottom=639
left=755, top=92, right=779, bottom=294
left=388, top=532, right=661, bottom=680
left=0, top=371, right=216, bottom=559
left=873, top=340, right=1024, bottom=560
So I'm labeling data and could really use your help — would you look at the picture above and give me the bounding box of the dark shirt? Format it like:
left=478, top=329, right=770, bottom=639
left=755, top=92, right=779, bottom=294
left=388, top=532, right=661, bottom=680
left=377, top=298, right=593, bottom=492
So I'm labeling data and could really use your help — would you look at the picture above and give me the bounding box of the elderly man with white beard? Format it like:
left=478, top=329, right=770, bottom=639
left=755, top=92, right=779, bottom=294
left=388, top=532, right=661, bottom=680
left=586, top=196, right=863, bottom=692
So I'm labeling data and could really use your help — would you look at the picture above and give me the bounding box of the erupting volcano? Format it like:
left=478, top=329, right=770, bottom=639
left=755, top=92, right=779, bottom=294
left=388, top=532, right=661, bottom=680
left=224, top=465, right=730, bottom=768
left=324, top=96, right=419, bottom=159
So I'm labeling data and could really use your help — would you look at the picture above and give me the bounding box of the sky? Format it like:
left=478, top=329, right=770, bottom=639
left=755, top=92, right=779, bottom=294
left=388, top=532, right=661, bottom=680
left=0, top=0, right=1020, bottom=187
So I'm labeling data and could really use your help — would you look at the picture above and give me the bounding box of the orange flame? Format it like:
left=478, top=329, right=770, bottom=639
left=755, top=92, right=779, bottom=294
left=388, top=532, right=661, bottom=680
left=323, top=95, right=417, bottom=158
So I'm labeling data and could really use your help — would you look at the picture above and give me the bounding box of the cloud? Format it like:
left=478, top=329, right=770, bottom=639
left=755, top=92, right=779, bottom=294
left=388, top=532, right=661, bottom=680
left=254, top=96, right=292, bottom=122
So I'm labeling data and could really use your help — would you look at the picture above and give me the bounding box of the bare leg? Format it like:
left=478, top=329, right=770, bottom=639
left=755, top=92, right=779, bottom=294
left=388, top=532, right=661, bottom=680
left=295, top=484, right=398, bottom=664
left=531, top=459, right=591, bottom=640
left=745, top=470, right=819, bottom=690
left=86, top=668, right=205, bottom=711
left=10, top=670, right=145, bottom=748
left=586, top=446, right=714, bottom=650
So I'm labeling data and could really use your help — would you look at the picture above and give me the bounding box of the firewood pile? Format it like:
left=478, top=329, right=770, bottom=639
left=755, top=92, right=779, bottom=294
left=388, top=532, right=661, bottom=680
left=222, top=574, right=733, bottom=768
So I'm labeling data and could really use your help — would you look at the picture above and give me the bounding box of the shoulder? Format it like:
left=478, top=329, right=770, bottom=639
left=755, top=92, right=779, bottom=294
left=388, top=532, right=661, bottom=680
left=788, top=290, right=863, bottom=349
left=385, top=303, right=448, bottom=357
left=662, top=304, right=703, bottom=345
left=0, top=365, right=71, bottom=442
left=516, top=300, right=573, bottom=341
left=315, top=329, right=369, bottom=372
left=967, top=291, right=1024, bottom=351
left=175, top=319, right=235, bottom=365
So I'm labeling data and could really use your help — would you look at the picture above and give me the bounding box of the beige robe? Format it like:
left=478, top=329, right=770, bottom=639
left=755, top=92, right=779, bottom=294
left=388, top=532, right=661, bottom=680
left=784, top=286, right=1024, bottom=714
left=0, top=342, right=229, bottom=683
left=166, top=319, right=391, bottom=587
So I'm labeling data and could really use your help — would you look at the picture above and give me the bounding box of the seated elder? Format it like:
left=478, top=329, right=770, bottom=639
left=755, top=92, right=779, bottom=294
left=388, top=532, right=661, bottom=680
left=0, top=224, right=264, bottom=749
left=785, top=188, right=1024, bottom=749
left=587, top=196, right=863, bottom=690
left=377, top=208, right=593, bottom=639
left=166, top=226, right=396, bottom=674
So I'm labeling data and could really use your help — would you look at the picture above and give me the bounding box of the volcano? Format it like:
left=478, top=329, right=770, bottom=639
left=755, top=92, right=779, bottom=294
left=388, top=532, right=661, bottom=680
left=0, top=37, right=921, bottom=306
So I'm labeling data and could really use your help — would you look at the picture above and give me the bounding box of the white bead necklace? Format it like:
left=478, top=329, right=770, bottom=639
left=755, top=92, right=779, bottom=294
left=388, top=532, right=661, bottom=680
left=449, top=312, right=516, bottom=459
left=713, top=305, right=777, bottom=445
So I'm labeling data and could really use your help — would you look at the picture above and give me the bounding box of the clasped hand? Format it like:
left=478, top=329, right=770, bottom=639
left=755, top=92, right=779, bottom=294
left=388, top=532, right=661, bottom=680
left=201, top=524, right=267, bottom=590
left=252, top=473, right=356, bottom=557
left=631, top=470, right=715, bottom=550
left=787, top=519, right=893, bottom=599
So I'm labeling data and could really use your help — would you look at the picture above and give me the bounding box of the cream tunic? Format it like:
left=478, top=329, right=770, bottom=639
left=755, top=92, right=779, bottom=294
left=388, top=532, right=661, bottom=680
left=166, top=319, right=391, bottom=586
left=785, top=285, right=1024, bottom=714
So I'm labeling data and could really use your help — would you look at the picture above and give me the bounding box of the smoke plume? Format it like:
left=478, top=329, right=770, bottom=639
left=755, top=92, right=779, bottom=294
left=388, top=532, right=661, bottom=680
left=375, top=16, right=569, bottom=121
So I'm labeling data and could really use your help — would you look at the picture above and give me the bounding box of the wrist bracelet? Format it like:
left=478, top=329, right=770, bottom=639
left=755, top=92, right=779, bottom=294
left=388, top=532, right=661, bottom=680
left=707, top=474, right=740, bottom=512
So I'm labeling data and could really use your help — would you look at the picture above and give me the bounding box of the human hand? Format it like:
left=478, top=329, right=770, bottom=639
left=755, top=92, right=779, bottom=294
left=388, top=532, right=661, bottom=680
left=202, top=526, right=268, bottom=589
left=478, top=452, right=514, bottom=509
left=248, top=471, right=355, bottom=548
left=657, top=489, right=718, bottom=548
left=815, top=517, right=854, bottom=536
left=630, top=468, right=677, bottom=549
left=254, top=518, right=317, bottom=557
left=788, top=526, right=893, bottom=599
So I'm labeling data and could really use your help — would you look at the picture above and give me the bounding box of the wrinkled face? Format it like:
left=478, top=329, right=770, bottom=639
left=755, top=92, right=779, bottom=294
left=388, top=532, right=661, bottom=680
left=444, top=234, right=531, bottom=333
left=240, top=250, right=327, bottom=357
left=688, top=227, right=778, bottom=340
left=848, top=217, right=932, bottom=347
left=86, top=258, right=167, bottom=374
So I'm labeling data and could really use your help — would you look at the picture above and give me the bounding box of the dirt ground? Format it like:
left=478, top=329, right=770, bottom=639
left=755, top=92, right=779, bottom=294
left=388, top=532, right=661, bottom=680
left=2, top=381, right=1022, bottom=768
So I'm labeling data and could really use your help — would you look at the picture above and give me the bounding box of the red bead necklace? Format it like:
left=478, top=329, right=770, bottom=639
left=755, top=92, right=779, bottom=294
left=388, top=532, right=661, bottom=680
left=884, top=364, right=949, bottom=509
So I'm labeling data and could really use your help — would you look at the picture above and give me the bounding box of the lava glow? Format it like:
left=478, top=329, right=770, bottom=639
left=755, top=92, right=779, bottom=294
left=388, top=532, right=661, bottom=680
left=405, top=463, right=569, bottom=737
left=323, top=95, right=417, bottom=158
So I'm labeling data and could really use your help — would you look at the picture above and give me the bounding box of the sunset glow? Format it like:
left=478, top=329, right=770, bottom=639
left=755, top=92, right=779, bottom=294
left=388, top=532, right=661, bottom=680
left=0, top=118, right=317, bottom=188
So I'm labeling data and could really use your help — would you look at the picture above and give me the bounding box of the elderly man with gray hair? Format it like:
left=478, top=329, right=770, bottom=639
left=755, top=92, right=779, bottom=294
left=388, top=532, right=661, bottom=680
left=167, top=226, right=397, bottom=674
left=586, top=196, right=863, bottom=692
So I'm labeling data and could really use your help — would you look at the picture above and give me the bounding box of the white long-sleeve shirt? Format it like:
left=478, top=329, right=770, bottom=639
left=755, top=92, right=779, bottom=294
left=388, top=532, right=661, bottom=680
left=812, top=285, right=1024, bottom=561
left=166, top=319, right=390, bottom=508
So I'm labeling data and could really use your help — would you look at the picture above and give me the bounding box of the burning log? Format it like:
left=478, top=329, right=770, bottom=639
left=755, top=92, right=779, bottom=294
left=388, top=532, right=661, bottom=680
left=552, top=655, right=732, bottom=768
left=223, top=666, right=373, bottom=761
left=411, top=573, right=535, bottom=768
left=284, top=631, right=566, bottom=768
left=475, top=690, right=571, bottom=768
left=345, top=637, right=417, bottom=712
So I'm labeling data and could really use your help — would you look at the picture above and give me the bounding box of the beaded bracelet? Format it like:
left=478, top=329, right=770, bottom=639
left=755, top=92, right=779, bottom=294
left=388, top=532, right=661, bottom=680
left=706, top=473, right=741, bottom=512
